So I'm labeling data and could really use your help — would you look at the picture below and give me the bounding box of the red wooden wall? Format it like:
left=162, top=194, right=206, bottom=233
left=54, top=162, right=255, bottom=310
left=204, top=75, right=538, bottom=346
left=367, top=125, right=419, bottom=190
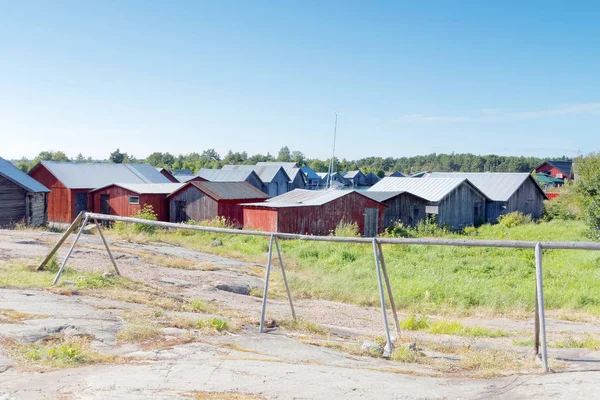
left=92, top=185, right=169, bottom=221
left=29, top=165, right=75, bottom=223
left=243, top=192, right=386, bottom=236
left=536, top=163, right=572, bottom=180
left=218, top=199, right=265, bottom=227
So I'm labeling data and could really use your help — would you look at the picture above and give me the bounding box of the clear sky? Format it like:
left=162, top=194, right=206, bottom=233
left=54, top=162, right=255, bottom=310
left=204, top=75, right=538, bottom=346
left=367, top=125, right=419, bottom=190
left=1, top=1, right=598, bottom=161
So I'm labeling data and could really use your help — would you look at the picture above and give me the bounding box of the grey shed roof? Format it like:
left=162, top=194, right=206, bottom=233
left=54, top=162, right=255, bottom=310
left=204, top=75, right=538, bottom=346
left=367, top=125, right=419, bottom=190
left=171, top=169, right=194, bottom=176
left=343, top=170, right=364, bottom=179
left=222, top=165, right=290, bottom=183
left=170, top=181, right=269, bottom=200
left=197, top=168, right=262, bottom=183
left=424, top=172, right=547, bottom=201
left=242, top=189, right=379, bottom=208
left=174, top=174, right=199, bottom=183
left=369, top=177, right=488, bottom=202
left=33, top=161, right=170, bottom=189
left=301, top=166, right=320, bottom=180
left=255, top=162, right=299, bottom=170
left=361, top=191, right=425, bottom=203
left=385, top=171, right=406, bottom=177
left=0, top=157, right=49, bottom=193
left=91, top=183, right=184, bottom=194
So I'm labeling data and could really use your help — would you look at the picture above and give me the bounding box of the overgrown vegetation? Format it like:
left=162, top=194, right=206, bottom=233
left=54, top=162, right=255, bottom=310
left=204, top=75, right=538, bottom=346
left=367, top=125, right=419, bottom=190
left=333, top=220, right=360, bottom=237
left=4, top=335, right=114, bottom=368
left=107, top=218, right=600, bottom=317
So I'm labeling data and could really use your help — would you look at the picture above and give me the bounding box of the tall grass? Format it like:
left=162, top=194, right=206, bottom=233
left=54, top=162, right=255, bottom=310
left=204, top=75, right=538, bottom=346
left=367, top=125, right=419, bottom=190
left=110, top=219, right=600, bottom=317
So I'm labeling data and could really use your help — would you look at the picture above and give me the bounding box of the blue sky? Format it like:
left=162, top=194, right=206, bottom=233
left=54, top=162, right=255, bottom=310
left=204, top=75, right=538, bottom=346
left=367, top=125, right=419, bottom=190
left=1, top=1, right=598, bottom=160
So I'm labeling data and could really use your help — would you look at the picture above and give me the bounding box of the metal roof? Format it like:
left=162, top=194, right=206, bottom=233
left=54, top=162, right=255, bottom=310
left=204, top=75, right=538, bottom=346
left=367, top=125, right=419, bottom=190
left=171, top=181, right=269, bottom=200
left=410, top=171, right=431, bottom=178
left=0, top=157, right=49, bottom=193
left=174, top=174, right=198, bottom=183
left=361, top=191, right=408, bottom=202
left=197, top=168, right=261, bottom=183
left=171, top=169, right=194, bottom=176
left=368, top=177, right=485, bottom=202
left=91, top=183, right=184, bottom=194
left=222, top=165, right=290, bottom=183
left=242, top=189, right=378, bottom=208
left=385, top=171, right=406, bottom=177
left=34, top=161, right=170, bottom=189
left=343, top=170, right=364, bottom=179
left=300, top=166, right=320, bottom=180
left=536, top=173, right=564, bottom=185
left=424, top=172, right=545, bottom=201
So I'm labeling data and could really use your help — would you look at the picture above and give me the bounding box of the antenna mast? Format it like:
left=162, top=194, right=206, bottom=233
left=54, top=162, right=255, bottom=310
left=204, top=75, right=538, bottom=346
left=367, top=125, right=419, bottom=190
left=327, top=113, right=338, bottom=189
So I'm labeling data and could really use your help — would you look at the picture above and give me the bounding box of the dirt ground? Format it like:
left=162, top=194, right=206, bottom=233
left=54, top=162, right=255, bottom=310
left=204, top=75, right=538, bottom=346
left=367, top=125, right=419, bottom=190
left=1, top=229, right=600, bottom=399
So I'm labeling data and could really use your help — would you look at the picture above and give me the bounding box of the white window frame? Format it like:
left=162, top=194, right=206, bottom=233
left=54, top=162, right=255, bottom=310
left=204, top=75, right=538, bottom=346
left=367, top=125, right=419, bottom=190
left=128, top=196, right=140, bottom=205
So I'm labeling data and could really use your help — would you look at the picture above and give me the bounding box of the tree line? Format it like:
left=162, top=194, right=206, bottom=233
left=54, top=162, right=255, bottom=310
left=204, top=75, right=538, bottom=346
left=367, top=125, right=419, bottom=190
left=13, top=147, right=568, bottom=176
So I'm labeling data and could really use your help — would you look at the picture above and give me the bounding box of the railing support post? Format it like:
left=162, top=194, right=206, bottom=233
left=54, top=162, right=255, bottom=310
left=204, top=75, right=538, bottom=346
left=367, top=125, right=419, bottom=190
left=52, top=214, right=90, bottom=285
left=377, top=242, right=401, bottom=339
left=94, top=218, right=120, bottom=276
left=37, top=212, right=85, bottom=271
left=535, top=242, right=550, bottom=372
left=274, top=236, right=296, bottom=320
left=373, top=238, right=393, bottom=357
left=259, top=235, right=275, bottom=333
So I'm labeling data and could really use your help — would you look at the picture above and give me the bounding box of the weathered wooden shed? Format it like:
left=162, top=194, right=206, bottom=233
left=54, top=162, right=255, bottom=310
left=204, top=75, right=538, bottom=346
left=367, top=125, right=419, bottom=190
left=425, top=172, right=548, bottom=222
left=364, top=172, right=381, bottom=186
left=534, top=161, right=574, bottom=181
left=242, top=189, right=386, bottom=236
left=29, top=161, right=171, bottom=223
left=222, top=165, right=291, bottom=197
left=91, top=183, right=184, bottom=221
left=167, top=181, right=269, bottom=227
left=0, top=157, right=50, bottom=227
left=256, top=162, right=307, bottom=191
left=362, top=191, right=428, bottom=228
left=343, top=171, right=367, bottom=187
left=369, top=177, right=489, bottom=230
left=196, top=168, right=264, bottom=192
left=300, top=166, right=321, bottom=189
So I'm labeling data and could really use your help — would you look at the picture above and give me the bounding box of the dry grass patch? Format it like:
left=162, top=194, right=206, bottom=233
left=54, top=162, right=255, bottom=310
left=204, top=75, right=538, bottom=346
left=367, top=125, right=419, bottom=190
left=0, top=309, right=48, bottom=324
left=278, top=319, right=329, bottom=335
left=142, top=255, right=199, bottom=270
left=116, top=324, right=163, bottom=343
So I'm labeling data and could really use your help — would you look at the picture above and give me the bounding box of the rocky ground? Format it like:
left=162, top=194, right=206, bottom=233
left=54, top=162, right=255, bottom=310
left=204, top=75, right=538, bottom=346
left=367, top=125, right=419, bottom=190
left=1, top=228, right=599, bottom=399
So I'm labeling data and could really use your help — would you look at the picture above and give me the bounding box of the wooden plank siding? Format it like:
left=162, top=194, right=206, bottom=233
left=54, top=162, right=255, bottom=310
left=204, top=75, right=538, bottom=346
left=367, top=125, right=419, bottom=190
left=242, top=192, right=385, bottom=236
left=289, top=172, right=306, bottom=191
left=436, top=183, right=486, bottom=230
left=29, top=164, right=73, bottom=223
left=92, top=186, right=169, bottom=221
left=0, top=176, right=47, bottom=227
left=485, top=179, right=545, bottom=222
left=264, top=169, right=291, bottom=197
left=380, top=193, right=428, bottom=228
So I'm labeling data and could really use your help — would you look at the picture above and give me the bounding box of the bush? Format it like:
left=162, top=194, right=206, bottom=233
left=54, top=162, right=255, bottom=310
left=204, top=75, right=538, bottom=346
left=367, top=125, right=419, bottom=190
left=462, top=226, right=478, bottom=236
left=132, top=204, right=158, bottom=234
left=333, top=220, right=360, bottom=237
left=543, top=198, right=579, bottom=222
left=383, top=221, right=414, bottom=238
left=498, top=212, right=532, bottom=228
left=578, top=174, right=600, bottom=240
left=412, top=215, right=449, bottom=237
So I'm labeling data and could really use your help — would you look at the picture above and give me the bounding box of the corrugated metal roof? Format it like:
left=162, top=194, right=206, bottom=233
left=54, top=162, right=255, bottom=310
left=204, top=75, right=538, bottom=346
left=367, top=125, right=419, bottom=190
left=410, top=171, right=431, bottom=178
left=92, top=183, right=184, bottom=194
left=361, top=191, right=408, bottom=202
left=174, top=181, right=269, bottom=200
left=385, top=171, right=406, bottom=177
left=222, top=165, right=289, bottom=183
left=35, top=161, right=170, bottom=189
left=197, top=168, right=260, bottom=183
left=424, top=172, right=541, bottom=201
left=173, top=175, right=198, bottom=183
left=301, top=166, right=320, bottom=180
left=343, top=170, right=365, bottom=179
left=171, top=169, right=194, bottom=176
left=242, top=189, right=371, bottom=208
left=0, top=157, right=49, bottom=193
left=368, top=177, right=480, bottom=202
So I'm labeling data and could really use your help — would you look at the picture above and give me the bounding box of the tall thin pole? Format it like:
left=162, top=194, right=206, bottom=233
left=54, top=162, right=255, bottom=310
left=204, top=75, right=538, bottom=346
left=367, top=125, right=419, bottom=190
left=259, top=235, right=275, bottom=333
left=535, top=242, right=550, bottom=372
left=327, top=113, right=338, bottom=190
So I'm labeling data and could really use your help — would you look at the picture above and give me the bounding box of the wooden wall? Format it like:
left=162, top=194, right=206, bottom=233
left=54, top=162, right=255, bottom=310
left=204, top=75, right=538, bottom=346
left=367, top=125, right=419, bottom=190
left=0, top=176, right=47, bottom=227
left=29, top=165, right=73, bottom=223
left=244, top=174, right=264, bottom=193
left=437, top=183, right=486, bottom=230
left=92, top=186, right=169, bottom=221
left=265, top=169, right=291, bottom=197
left=289, top=172, right=306, bottom=191
left=244, top=192, right=385, bottom=236
left=381, top=193, right=427, bottom=228
left=506, top=178, right=545, bottom=220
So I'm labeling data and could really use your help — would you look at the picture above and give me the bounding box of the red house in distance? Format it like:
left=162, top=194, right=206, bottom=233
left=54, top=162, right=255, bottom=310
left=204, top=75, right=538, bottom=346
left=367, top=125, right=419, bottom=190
left=534, top=161, right=574, bottom=181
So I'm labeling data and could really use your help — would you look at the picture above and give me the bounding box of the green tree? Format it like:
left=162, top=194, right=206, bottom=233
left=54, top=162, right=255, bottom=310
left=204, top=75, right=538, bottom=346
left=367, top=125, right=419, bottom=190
left=109, top=149, right=126, bottom=164
left=277, top=146, right=291, bottom=162
left=75, top=153, right=86, bottom=163
left=575, top=153, right=600, bottom=239
left=15, top=158, right=31, bottom=172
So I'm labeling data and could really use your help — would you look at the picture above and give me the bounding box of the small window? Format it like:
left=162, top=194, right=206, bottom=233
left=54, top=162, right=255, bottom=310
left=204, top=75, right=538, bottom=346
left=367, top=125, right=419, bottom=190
left=128, top=196, right=140, bottom=205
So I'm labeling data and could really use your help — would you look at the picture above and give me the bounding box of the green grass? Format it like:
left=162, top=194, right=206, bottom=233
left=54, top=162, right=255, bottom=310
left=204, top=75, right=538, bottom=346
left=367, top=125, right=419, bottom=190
left=399, top=315, right=507, bottom=338
left=197, top=317, right=230, bottom=332
left=108, top=219, right=600, bottom=317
